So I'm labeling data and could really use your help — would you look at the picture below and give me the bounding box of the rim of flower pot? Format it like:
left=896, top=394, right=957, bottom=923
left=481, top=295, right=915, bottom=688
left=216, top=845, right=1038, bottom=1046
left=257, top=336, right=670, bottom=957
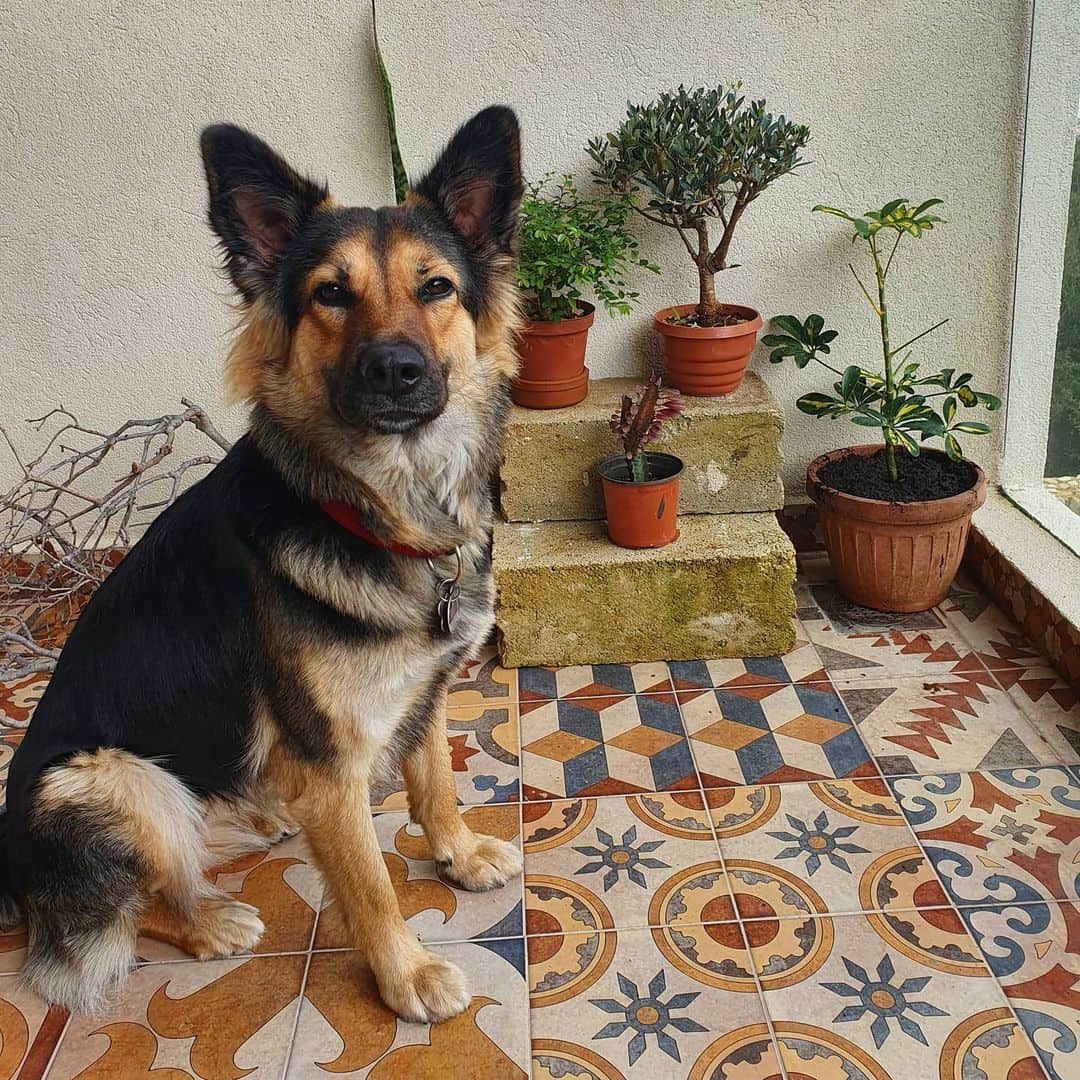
left=654, top=303, right=763, bottom=339
left=806, top=444, right=987, bottom=525
left=523, top=302, right=596, bottom=336
left=597, top=451, right=684, bottom=486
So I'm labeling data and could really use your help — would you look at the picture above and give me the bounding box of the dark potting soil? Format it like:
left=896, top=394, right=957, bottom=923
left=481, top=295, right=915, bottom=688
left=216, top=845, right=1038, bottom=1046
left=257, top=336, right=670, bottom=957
left=817, top=448, right=978, bottom=502
left=665, top=309, right=747, bottom=328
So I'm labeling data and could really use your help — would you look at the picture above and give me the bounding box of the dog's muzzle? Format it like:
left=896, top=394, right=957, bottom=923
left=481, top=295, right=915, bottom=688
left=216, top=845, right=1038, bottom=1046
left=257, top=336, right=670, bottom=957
left=335, top=341, right=448, bottom=433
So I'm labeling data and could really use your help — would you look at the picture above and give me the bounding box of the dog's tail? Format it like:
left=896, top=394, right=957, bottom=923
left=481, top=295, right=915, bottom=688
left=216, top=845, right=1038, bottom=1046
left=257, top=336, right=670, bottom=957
left=0, top=811, right=23, bottom=930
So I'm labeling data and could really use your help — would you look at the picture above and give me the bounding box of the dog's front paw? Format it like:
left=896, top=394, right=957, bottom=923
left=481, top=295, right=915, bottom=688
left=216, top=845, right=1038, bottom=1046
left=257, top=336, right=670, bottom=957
left=437, top=833, right=523, bottom=892
left=376, top=948, right=471, bottom=1024
left=188, top=899, right=265, bottom=960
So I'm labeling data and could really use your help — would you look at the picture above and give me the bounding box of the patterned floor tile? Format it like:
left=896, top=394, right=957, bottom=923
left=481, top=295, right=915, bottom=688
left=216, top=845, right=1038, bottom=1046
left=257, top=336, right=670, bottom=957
left=680, top=674, right=877, bottom=787
left=369, top=700, right=520, bottom=811
left=670, top=621, right=827, bottom=691
left=316, top=804, right=522, bottom=948
left=49, top=954, right=306, bottom=1079
left=288, top=940, right=529, bottom=1078
left=519, top=662, right=674, bottom=708
left=523, top=793, right=731, bottom=935
left=1001, top=666, right=1080, bottom=765
left=799, top=581, right=985, bottom=682
left=0, top=674, right=47, bottom=728
left=447, top=639, right=518, bottom=706
left=520, top=689, right=697, bottom=800
left=892, top=767, right=1080, bottom=906
left=837, top=669, right=1060, bottom=777
left=0, top=976, right=67, bottom=1078
left=749, top=912, right=1037, bottom=1079
left=711, top=779, right=948, bottom=918
left=136, top=832, right=324, bottom=964
left=962, top=900, right=1080, bottom=1080
left=939, top=586, right=1049, bottom=680
left=527, top=925, right=781, bottom=1077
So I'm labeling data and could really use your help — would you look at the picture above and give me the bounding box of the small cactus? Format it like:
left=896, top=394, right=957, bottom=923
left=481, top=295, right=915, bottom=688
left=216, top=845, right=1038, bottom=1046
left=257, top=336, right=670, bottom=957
left=609, top=373, right=685, bottom=481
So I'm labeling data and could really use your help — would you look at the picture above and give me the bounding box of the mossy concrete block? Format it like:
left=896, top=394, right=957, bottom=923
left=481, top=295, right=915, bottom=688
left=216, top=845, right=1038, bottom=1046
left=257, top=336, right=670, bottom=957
left=494, top=513, right=796, bottom=667
left=499, top=372, right=784, bottom=523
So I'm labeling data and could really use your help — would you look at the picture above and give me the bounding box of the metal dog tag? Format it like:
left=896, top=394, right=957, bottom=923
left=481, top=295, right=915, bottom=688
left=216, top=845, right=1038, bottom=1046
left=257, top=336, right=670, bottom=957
left=436, top=579, right=461, bottom=634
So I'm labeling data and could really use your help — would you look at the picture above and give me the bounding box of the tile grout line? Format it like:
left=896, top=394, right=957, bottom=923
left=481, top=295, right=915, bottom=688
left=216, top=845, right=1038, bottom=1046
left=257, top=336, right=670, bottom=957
left=512, top=672, right=536, bottom=1072
left=671, top=666, right=793, bottom=1080
left=278, top=873, right=324, bottom=1080
left=38, top=1012, right=73, bottom=1080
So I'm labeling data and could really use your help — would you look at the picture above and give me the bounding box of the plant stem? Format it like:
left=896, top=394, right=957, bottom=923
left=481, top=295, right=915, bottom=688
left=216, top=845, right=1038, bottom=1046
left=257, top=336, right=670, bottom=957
left=630, top=451, right=648, bottom=483
left=870, top=237, right=899, bottom=483
left=694, top=219, right=720, bottom=323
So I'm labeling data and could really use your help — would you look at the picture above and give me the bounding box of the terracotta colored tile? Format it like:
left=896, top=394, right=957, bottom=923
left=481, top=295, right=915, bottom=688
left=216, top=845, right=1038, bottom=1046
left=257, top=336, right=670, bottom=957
left=0, top=675, right=48, bottom=728
left=892, top=766, right=1080, bottom=906
left=799, top=581, right=984, bottom=682
left=670, top=625, right=827, bottom=692
left=681, top=678, right=875, bottom=788
left=962, top=900, right=1080, bottom=1080
left=837, top=670, right=1059, bottom=777
left=370, top=700, right=520, bottom=811
left=528, top=926, right=780, bottom=1076
left=0, top=976, right=67, bottom=1079
left=518, top=662, right=673, bottom=709
left=1002, top=666, right=1080, bottom=765
left=520, top=694, right=696, bottom=801
left=49, top=954, right=306, bottom=1079
left=939, top=587, right=1048, bottom=679
left=447, top=640, right=517, bottom=706
left=288, top=940, right=529, bottom=1078
left=523, top=793, right=731, bottom=935
left=750, top=912, right=1035, bottom=1079
left=315, top=804, right=522, bottom=949
left=712, top=779, right=946, bottom=918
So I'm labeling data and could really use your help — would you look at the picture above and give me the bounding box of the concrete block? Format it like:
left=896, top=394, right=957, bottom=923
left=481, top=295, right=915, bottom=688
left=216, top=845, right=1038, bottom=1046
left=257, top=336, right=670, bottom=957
left=494, top=513, right=796, bottom=667
left=499, top=372, right=784, bottom=523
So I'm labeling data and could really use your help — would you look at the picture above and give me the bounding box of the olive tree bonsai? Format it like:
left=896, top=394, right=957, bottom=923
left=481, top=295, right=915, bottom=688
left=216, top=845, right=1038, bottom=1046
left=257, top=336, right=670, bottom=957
left=763, top=198, right=1002, bottom=483
left=588, top=83, right=811, bottom=327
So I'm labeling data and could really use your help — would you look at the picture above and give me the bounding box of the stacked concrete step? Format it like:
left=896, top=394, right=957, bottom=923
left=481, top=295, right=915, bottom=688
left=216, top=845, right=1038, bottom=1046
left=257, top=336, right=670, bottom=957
left=494, top=372, right=797, bottom=666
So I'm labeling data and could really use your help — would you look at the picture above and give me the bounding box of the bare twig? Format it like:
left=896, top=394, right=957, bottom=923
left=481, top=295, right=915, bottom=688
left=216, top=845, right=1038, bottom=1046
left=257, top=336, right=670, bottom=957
left=1, top=400, right=230, bottom=682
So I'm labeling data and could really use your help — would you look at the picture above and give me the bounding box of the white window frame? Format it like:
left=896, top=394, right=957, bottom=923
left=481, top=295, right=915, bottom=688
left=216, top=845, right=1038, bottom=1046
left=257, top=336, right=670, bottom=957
left=1002, top=0, right=1080, bottom=557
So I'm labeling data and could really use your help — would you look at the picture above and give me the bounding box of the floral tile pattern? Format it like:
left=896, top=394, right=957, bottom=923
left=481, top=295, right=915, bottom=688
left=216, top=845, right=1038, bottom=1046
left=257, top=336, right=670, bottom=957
left=520, top=689, right=697, bottom=800
left=837, top=669, right=1060, bottom=776
left=527, top=926, right=780, bottom=1077
left=710, top=778, right=948, bottom=918
left=749, top=912, right=1040, bottom=1079
left=961, top=900, right=1080, bottom=1080
left=316, top=804, right=523, bottom=948
left=892, top=767, right=1080, bottom=906
left=680, top=673, right=877, bottom=787
left=523, top=792, right=732, bottom=935
left=288, top=940, right=529, bottom=1078
left=3, top=556, right=1078, bottom=1077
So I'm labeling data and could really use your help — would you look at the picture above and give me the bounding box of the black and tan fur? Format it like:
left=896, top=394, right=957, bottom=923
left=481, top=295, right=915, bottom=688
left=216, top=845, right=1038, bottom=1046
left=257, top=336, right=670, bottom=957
left=0, top=106, right=525, bottom=1022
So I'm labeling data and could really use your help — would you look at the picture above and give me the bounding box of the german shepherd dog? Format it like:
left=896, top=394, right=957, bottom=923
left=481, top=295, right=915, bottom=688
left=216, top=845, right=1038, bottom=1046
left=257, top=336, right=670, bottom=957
left=0, top=106, right=524, bottom=1023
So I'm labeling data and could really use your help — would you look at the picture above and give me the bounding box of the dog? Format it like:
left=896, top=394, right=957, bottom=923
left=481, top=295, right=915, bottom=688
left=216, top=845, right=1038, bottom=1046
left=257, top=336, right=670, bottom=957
left=0, top=105, right=524, bottom=1023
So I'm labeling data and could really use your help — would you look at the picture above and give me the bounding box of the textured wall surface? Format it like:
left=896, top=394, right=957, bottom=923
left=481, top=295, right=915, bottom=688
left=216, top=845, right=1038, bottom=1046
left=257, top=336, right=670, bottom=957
left=0, top=0, right=1027, bottom=498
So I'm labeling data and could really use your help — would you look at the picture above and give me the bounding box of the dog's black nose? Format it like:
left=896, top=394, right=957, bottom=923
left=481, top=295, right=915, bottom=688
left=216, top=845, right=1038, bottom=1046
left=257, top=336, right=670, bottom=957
left=358, top=342, right=427, bottom=399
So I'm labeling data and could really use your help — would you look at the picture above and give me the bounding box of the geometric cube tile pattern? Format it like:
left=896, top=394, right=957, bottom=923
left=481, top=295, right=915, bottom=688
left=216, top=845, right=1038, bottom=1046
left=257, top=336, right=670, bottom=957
left=1, top=562, right=1078, bottom=1078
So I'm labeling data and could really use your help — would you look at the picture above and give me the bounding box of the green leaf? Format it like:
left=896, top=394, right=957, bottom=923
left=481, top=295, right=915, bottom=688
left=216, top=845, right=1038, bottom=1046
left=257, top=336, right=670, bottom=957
left=841, top=365, right=862, bottom=398
left=944, top=433, right=962, bottom=461
left=956, top=385, right=978, bottom=407
left=943, top=396, right=957, bottom=424
left=950, top=421, right=991, bottom=434
left=769, top=315, right=807, bottom=340
left=851, top=415, right=884, bottom=427
left=796, top=392, right=841, bottom=415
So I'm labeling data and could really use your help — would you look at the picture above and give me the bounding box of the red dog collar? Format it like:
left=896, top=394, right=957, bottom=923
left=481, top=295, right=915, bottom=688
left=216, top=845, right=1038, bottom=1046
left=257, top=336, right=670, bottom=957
left=319, top=500, right=455, bottom=559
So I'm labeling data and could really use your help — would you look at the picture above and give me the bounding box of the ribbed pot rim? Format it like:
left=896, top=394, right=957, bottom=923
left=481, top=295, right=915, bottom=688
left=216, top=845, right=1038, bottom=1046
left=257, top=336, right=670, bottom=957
left=654, top=303, right=763, bottom=339
left=522, top=302, right=596, bottom=336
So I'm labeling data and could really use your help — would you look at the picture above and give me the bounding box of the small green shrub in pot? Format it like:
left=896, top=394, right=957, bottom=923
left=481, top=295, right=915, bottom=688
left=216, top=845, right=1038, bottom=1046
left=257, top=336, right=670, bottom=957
left=765, top=198, right=1002, bottom=612
left=512, top=175, right=657, bottom=408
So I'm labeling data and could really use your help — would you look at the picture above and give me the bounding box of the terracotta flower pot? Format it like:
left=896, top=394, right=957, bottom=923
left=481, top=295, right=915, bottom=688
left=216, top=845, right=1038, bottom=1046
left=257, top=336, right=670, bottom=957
left=598, top=451, right=683, bottom=549
left=654, top=303, right=763, bottom=396
left=807, top=444, right=987, bottom=613
left=511, top=303, right=594, bottom=409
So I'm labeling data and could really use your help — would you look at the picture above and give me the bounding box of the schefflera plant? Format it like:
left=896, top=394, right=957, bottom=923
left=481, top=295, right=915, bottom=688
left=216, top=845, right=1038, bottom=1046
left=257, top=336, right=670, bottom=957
left=763, top=198, right=1002, bottom=482
left=609, top=373, right=685, bottom=481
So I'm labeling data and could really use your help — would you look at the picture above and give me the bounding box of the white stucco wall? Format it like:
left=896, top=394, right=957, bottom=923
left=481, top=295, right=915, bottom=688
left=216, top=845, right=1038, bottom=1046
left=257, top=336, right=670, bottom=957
left=0, top=0, right=1028, bottom=500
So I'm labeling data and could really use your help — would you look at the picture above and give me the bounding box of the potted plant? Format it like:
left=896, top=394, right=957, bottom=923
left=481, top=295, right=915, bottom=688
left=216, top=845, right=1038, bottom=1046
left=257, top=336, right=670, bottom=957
left=764, top=198, right=1002, bottom=612
left=598, top=373, right=685, bottom=548
left=513, top=175, right=658, bottom=409
left=588, top=83, right=811, bottom=396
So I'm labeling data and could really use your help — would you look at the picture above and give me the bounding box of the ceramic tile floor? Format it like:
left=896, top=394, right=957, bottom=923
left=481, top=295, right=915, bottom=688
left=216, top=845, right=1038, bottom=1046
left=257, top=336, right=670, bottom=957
left=0, top=555, right=1078, bottom=1078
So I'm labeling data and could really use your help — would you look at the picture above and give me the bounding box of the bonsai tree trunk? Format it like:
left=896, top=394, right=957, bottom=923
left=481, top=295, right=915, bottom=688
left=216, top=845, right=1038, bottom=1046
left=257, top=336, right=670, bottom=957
left=693, top=220, right=724, bottom=327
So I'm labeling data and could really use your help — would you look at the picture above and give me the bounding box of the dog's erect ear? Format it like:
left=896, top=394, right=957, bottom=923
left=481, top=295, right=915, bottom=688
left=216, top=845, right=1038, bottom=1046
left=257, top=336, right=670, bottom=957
left=200, top=125, right=329, bottom=300
left=413, top=106, right=523, bottom=254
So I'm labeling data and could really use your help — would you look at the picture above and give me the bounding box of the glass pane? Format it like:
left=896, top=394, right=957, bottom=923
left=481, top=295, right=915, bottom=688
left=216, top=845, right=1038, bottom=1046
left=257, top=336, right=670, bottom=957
left=1046, top=97, right=1080, bottom=516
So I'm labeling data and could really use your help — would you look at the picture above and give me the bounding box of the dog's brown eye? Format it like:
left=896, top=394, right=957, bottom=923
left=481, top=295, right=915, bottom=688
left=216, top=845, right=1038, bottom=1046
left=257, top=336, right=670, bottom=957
left=421, top=277, right=454, bottom=300
left=313, top=282, right=350, bottom=307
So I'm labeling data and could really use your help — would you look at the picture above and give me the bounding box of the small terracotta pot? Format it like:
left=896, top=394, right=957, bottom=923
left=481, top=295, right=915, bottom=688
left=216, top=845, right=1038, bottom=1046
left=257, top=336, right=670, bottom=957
left=512, top=303, right=594, bottom=409
left=807, top=444, right=987, bottom=612
left=654, top=303, right=763, bottom=396
left=598, top=452, right=683, bottom=549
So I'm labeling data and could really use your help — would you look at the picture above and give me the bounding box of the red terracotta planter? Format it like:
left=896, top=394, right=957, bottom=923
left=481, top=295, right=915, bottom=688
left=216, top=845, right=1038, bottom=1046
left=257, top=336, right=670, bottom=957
left=654, top=303, right=763, bottom=396
left=807, top=444, right=987, bottom=612
left=598, top=452, right=683, bottom=549
left=511, top=303, right=594, bottom=409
